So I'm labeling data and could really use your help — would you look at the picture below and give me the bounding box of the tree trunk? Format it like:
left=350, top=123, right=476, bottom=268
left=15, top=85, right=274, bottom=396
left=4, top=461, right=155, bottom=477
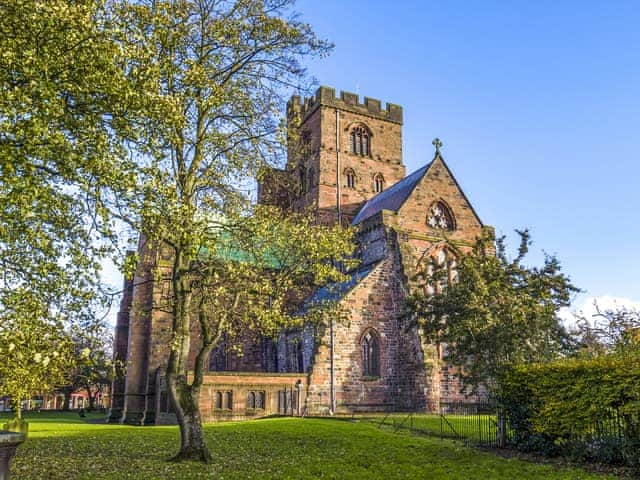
left=62, top=389, right=72, bottom=411
left=86, top=387, right=95, bottom=412
left=167, top=374, right=211, bottom=463
left=166, top=248, right=212, bottom=463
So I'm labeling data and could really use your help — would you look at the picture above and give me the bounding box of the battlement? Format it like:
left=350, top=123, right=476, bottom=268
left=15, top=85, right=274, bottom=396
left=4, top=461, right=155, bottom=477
left=287, top=86, right=403, bottom=124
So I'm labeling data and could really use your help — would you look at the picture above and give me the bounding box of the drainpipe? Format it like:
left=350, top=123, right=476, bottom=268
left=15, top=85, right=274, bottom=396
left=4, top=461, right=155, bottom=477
left=329, top=318, right=335, bottom=415
left=336, top=108, right=342, bottom=227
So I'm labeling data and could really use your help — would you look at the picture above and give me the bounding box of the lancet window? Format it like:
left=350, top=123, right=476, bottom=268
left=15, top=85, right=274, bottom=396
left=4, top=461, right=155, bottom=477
left=362, top=329, right=380, bottom=377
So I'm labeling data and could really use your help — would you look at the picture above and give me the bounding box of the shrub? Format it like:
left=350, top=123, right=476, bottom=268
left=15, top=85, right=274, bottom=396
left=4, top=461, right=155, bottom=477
left=499, top=351, right=640, bottom=466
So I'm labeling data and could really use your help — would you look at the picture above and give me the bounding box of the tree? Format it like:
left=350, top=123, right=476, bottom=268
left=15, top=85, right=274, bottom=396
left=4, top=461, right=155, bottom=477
left=0, top=288, right=75, bottom=426
left=572, top=304, right=640, bottom=355
left=111, top=0, right=344, bottom=462
left=404, top=229, right=579, bottom=395
left=0, top=0, right=140, bottom=416
left=64, top=316, right=115, bottom=411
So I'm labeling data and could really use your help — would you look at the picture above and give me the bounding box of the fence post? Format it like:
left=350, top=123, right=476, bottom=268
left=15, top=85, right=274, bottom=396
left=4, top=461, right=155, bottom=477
left=496, top=407, right=507, bottom=448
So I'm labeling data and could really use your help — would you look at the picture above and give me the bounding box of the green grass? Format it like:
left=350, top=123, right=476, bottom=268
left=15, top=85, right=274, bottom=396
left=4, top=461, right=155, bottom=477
left=3, top=412, right=619, bottom=479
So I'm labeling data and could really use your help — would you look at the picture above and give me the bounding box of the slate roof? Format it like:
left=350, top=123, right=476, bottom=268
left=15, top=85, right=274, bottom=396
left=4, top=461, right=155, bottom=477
left=301, top=265, right=374, bottom=312
left=352, top=163, right=431, bottom=225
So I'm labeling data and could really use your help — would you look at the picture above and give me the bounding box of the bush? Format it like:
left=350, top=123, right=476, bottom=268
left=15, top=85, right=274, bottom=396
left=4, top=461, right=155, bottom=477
left=499, top=351, right=640, bottom=466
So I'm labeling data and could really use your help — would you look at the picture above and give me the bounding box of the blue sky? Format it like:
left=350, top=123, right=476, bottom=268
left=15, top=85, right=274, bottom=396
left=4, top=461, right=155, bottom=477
left=292, top=0, right=640, bottom=313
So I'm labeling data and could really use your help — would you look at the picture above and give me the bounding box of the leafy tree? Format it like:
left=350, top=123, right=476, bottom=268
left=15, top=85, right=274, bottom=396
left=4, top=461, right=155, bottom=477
left=572, top=305, right=640, bottom=355
left=109, top=0, right=344, bottom=462
left=0, top=288, right=75, bottom=425
left=148, top=206, right=353, bottom=461
left=63, top=316, right=115, bottom=412
left=0, top=0, right=138, bottom=294
left=405, top=230, right=579, bottom=395
left=0, top=0, right=140, bottom=418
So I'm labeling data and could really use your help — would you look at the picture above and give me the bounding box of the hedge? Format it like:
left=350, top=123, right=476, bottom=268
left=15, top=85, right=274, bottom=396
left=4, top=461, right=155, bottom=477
left=500, top=351, right=640, bottom=466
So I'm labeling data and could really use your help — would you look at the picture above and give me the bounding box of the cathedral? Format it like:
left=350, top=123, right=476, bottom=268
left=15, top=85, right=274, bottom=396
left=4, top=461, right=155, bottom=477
left=109, top=86, right=494, bottom=425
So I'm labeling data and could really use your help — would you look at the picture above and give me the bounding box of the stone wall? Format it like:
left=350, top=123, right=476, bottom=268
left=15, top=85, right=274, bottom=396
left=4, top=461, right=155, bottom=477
left=153, top=372, right=308, bottom=424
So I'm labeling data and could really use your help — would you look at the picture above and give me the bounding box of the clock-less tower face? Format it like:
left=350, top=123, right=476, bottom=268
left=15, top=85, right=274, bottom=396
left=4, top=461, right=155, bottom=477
left=285, top=87, right=406, bottom=225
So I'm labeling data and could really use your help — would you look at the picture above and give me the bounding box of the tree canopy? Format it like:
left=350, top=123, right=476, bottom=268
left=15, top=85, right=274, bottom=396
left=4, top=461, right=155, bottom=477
left=405, top=230, right=579, bottom=394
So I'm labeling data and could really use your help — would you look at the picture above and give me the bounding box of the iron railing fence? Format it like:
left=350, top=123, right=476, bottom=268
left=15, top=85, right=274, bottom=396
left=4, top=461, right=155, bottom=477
left=364, top=400, right=508, bottom=448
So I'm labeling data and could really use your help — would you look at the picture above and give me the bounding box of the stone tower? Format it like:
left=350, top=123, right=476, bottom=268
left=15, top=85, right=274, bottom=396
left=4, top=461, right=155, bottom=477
left=260, top=86, right=406, bottom=225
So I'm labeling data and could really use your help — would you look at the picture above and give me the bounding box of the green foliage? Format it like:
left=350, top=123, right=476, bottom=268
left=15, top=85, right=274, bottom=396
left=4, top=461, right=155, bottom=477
left=0, top=0, right=139, bottom=418
left=405, top=229, right=578, bottom=393
left=0, top=289, right=75, bottom=418
left=6, top=414, right=617, bottom=479
left=0, top=0, right=139, bottom=301
left=500, top=353, right=640, bottom=466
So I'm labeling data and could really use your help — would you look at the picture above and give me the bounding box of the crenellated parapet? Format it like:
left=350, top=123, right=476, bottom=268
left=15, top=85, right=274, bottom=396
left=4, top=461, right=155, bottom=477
left=287, top=86, right=403, bottom=124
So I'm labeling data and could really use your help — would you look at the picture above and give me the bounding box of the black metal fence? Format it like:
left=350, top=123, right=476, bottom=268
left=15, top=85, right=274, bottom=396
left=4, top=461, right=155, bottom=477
left=438, top=401, right=506, bottom=447
left=367, top=401, right=638, bottom=468
left=368, top=400, right=508, bottom=448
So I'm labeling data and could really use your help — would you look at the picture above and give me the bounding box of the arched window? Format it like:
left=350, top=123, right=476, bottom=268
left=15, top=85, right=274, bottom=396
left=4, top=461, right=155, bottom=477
left=427, top=201, right=455, bottom=231
left=247, top=391, right=256, bottom=409
left=350, top=125, right=370, bottom=156
left=209, top=344, right=226, bottom=371
left=373, top=174, right=385, bottom=193
left=256, top=391, right=265, bottom=410
left=224, top=391, right=233, bottom=410
left=345, top=168, right=356, bottom=189
left=362, top=329, right=380, bottom=377
left=433, top=249, right=458, bottom=293
left=214, top=392, right=223, bottom=410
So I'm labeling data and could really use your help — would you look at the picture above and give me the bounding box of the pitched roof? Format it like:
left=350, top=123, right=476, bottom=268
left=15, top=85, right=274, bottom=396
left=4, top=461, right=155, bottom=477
left=352, top=163, right=431, bottom=225
left=300, top=265, right=374, bottom=312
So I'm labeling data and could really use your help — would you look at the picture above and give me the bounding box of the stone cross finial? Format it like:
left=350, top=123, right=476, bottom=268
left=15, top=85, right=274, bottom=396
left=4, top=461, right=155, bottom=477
left=432, top=138, right=443, bottom=155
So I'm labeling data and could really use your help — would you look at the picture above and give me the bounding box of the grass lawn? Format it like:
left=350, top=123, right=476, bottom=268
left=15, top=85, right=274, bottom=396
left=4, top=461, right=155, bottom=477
left=2, top=412, right=620, bottom=479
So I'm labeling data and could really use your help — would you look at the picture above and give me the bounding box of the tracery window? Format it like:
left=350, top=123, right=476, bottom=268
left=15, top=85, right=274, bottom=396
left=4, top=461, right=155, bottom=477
left=373, top=173, right=385, bottom=193
left=350, top=125, right=370, bottom=156
left=345, top=168, right=356, bottom=189
left=427, top=201, right=455, bottom=231
left=362, top=329, right=380, bottom=377
left=247, top=391, right=256, bottom=409
left=432, top=249, right=458, bottom=293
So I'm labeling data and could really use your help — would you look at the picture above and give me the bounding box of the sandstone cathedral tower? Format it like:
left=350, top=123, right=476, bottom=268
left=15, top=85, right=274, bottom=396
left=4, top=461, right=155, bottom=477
left=110, top=87, right=494, bottom=425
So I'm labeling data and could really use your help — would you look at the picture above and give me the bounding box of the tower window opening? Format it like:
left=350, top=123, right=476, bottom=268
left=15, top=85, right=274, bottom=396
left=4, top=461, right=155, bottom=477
left=350, top=125, right=370, bottom=156
left=345, top=169, right=356, bottom=189
left=373, top=174, right=385, bottom=193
